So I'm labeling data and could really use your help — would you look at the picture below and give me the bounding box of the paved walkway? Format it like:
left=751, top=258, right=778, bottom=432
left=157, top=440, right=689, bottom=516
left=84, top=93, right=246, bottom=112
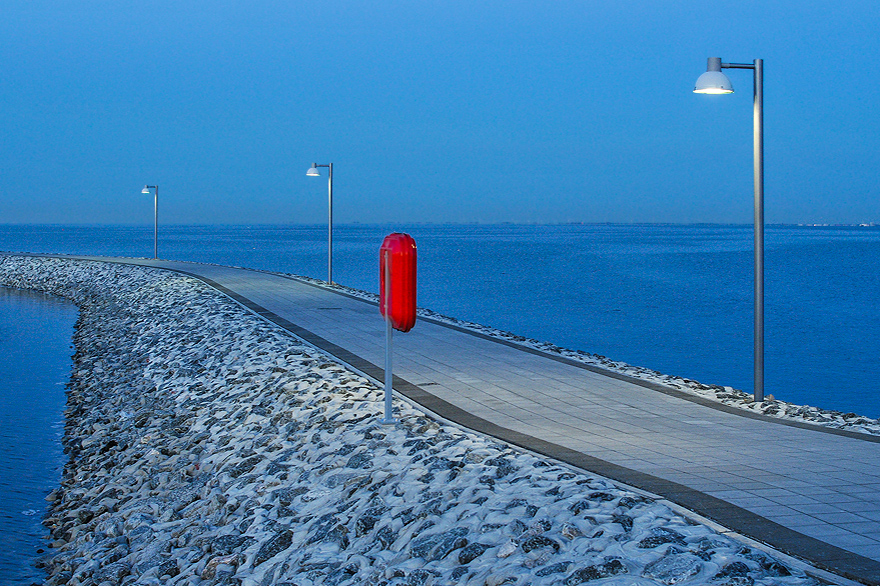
left=56, top=257, right=880, bottom=584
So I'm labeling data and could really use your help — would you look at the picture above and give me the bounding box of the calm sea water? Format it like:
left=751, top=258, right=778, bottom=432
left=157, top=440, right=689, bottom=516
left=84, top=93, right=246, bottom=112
left=1, top=223, right=878, bottom=423
left=0, top=287, right=76, bottom=584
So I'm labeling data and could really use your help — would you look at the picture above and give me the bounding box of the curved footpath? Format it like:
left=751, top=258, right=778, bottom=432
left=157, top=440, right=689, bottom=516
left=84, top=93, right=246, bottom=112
left=3, top=254, right=879, bottom=586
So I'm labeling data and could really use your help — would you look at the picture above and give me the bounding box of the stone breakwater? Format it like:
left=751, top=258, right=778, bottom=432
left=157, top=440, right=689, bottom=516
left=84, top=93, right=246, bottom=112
left=0, top=255, right=819, bottom=586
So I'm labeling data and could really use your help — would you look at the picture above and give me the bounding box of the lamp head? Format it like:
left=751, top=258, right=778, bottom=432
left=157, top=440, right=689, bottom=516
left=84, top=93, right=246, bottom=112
left=306, top=164, right=320, bottom=177
left=694, top=57, right=733, bottom=94
left=141, top=186, right=151, bottom=194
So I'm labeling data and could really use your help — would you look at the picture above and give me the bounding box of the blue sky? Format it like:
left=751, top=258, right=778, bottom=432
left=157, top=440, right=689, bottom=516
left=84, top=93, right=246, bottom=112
left=2, top=1, right=877, bottom=225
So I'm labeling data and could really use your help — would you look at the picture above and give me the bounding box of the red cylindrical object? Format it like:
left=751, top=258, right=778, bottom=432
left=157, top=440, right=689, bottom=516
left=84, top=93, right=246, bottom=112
left=380, top=233, right=417, bottom=332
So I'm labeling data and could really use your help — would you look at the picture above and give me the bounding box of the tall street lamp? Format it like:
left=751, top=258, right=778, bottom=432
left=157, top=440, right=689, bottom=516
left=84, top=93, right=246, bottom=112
left=694, top=56, right=765, bottom=402
left=141, top=185, right=159, bottom=260
left=306, top=163, right=334, bottom=284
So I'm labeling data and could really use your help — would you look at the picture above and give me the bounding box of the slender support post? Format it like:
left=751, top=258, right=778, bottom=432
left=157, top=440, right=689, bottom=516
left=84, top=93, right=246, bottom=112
left=752, top=59, right=764, bottom=403
left=382, top=251, right=396, bottom=424
left=717, top=59, right=764, bottom=402
left=153, top=186, right=159, bottom=260
left=328, top=163, right=333, bottom=284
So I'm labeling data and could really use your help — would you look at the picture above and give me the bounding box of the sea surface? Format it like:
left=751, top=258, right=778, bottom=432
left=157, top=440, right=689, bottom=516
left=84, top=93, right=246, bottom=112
left=0, top=287, right=76, bottom=584
left=1, top=223, right=879, bottom=420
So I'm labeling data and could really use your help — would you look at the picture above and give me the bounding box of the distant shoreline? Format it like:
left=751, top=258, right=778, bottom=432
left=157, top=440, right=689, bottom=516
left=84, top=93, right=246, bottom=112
left=0, top=221, right=878, bottom=228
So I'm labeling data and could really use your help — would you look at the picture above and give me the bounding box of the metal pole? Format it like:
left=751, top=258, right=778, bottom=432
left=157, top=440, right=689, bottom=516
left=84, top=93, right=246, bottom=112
left=328, top=163, right=333, bottom=284
left=153, top=186, right=158, bottom=260
left=721, top=60, right=764, bottom=403
left=382, top=251, right=395, bottom=424
left=753, top=59, right=764, bottom=402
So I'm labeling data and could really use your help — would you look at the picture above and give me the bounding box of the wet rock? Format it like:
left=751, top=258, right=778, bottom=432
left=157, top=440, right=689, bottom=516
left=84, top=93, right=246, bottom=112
left=589, top=491, right=616, bottom=502
left=612, top=513, right=633, bottom=532
left=211, top=535, right=253, bottom=554
left=355, top=514, right=381, bottom=536
left=94, top=560, right=131, bottom=584
left=638, top=527, right=687, bottom=548
left=157, top=558, right=179, bottom=577
left=537, top=560, right=573, bottom=576
left=271, top=486, right=308, bottom=505
left=520, top=534, right=560, bottom=553
left=345, top=452, right=372, bottom=469
left=403, top=568, right=437, bottom=586
left=254, top=530, right=293, bottom=565
left=642, top=549, right=703, bottom=584
left=202, top=554, right=238, bottom=580
left=485, top=456, right=516, bottom=478
left=229, top=455, right=262, bottom=477
left=569, top=499, right=593, bottom=515
left=457, top=542, right=491, bottom=564
left=496, top=540, right=517, bottom=558
left=508, top=519, right=527, bottom=536
left=411, top=527, right=469, bottom=561
left=404, top=439, right=431, bottom=454
left=564, top=559, right=627, bottom=584
left=376, top=526, right=396, bottom=549
left=712, top=561, right=754, bottom=585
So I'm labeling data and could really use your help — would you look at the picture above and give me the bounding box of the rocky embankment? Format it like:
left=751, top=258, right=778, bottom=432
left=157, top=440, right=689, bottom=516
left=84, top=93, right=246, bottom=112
left=0, top=255, right=820, bottom=586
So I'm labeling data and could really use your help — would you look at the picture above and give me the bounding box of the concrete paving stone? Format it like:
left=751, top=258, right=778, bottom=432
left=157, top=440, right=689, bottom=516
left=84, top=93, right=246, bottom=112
left=810, top=510, right=878, bottom=525
left=769, top=512, right=839, bottom=528
left=822, top=533, right=880, bottom=548
left=765, top=478, right=824, bottom=490
left=748, top=487, right=805, bottom=499
left=789, top=502, right=850, bottom=515
left=812, top=492, right=874, bottom=506
left=742, top=505, right=811, bottom=521
left=761, top=493, right=823, bottom=506
left=799, top=524, right=865, bottom=540
left=717, top=494, right=778, bottom=508
left=836, top=521, right=880, bottom=536
left=847, top=544, right=880, bottom=561
left=838, top=483, right=880, bottom=495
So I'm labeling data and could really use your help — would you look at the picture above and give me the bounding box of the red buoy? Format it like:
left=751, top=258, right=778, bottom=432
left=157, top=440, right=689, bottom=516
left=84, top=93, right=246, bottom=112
left=380, top=233, right=417, bottom=333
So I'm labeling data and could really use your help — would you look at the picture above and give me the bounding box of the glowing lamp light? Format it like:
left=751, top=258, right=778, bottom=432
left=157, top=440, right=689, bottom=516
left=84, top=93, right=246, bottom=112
left=306, top=164, right=321, bottom=177
left=141, top=186, right=151, bottom=194
left=694, top=57, right=734, bottom=94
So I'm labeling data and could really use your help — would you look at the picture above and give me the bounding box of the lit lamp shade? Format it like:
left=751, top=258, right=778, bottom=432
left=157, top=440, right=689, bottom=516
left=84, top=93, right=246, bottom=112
left=141, top=186, right=151, bottom=194
left=306, top=165, right=320, bottom=177
left=694, top=71, right=734, bottom=94
left=694, top=57, right=733, bottom=94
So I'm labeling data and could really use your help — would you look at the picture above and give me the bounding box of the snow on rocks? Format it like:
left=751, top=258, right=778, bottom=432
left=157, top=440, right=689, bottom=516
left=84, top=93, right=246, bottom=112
left=295, top=275, right=880, bottom=437
left=1, top=255, right=820, bottom=585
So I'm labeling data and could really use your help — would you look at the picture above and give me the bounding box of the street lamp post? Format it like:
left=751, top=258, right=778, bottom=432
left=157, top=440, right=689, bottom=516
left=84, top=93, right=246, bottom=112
left=694, top=57, right=765, bottom=402
left=306, top=163, right=334, bottom=284
left=141, top=185, right=159, bottom=260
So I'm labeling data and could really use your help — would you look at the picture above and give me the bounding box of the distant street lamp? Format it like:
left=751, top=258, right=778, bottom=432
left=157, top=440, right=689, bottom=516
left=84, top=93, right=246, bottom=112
left=306, top=163, right=334, bottom=284
left=694, top=56, right=765, bottom=402
left=140, top=185, right=159, bottom=259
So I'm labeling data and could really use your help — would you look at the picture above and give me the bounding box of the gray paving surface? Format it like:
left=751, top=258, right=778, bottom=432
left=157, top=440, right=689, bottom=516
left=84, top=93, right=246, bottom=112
left=60, top=257, right=880, bottom=583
